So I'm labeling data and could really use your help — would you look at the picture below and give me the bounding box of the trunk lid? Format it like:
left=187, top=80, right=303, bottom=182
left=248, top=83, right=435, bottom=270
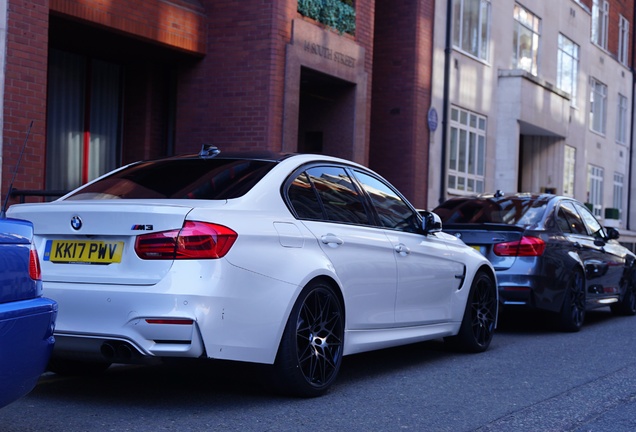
left=8, top=200, right=213, bottom=285
left=442, top=223, right=525, bottom=270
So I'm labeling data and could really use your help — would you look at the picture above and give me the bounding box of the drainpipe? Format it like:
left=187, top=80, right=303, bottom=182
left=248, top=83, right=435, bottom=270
left=439, top=0, right=452, bottom=205
left=628, top=5, right=636, bottom=232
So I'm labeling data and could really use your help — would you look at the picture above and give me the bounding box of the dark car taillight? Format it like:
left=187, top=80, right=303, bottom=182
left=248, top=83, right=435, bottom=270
left=493, top=236, right=546, bottom=257
left=135, top=221, right=238, bottom=260
left=29, top=245, right=42, bottom=280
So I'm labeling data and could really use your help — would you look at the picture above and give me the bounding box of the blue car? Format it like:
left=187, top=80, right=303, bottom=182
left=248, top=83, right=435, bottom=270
left=0, top=217, right=57, bottom=408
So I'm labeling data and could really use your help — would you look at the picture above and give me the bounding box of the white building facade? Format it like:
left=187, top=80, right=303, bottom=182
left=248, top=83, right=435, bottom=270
left=428, top=0, right=634, bottom=240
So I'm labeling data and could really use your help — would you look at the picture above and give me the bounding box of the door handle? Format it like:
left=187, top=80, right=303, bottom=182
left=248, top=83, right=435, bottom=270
left=321, top=234, right=344, bottom=248
left=395, top=244, right=410, bottom=256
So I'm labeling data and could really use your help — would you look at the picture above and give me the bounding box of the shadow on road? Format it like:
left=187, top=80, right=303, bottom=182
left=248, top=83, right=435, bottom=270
left=27, top=307, right=623, bottom=405
left=496, top=306, right=617, bottom=334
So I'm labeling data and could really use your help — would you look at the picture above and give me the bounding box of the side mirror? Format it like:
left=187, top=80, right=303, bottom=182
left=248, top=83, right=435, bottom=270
left=606, top=226, right=620, bottom=240
left=421, top=210, right=443, bottom=235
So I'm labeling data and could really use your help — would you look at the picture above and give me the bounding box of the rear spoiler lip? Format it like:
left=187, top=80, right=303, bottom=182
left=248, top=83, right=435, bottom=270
left=442, top=223, right=527, bottom=232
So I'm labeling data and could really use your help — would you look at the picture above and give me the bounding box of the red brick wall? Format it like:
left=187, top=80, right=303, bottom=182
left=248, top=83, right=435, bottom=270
left=50, top=0, right=206, bottom=55
left=175, top=0, right=375, bottom=156
left=607, top=0, right=633, bottom=68
left=3, top=0, right=49, bottom=201
left=370, top=0, right=433, bottom=208
left=3, top=0, right=377, bottom=200
left=175, top=0, right=282, bottom=153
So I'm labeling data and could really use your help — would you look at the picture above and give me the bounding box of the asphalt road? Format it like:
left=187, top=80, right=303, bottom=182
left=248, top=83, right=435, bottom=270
left=1, top=308, right=635, bottom=432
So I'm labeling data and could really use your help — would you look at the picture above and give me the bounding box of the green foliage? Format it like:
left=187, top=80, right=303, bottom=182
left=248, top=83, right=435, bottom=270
left=298, top=0, right=356, bottom=35
left=605, top=207, right=620, bottom=219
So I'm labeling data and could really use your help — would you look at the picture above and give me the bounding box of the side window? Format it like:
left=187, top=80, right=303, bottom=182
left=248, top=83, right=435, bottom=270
left=305, top=167, right=371, bottom=225
left=288, top=172, right=324, bottom=220
left=573, top=202, right=605, bottom=239
left=560, top=202, right=587, bottom=235
left=352, top=170, right=420, bottom=233
left=556, top=207, right=572, bottom=233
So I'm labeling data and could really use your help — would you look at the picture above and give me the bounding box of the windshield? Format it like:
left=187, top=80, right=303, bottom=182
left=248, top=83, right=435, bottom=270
left=66, top=158, right=277, bottom=200
left=434, top=196, right=549, bottom=227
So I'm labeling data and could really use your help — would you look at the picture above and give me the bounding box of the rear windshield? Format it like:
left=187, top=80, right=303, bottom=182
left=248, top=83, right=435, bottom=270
left=66, top=158, right=277, bottom=200
left=434, top=197, right=549, bottom=226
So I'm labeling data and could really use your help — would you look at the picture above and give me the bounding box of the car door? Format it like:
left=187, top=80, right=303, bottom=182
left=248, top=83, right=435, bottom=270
left=572, top=202, right=625, bottom=299
left=560, top=201, right=624, bottom=302
left=286, top=165, right=398, bottom=329
left=351, top=169, right=465, bottom=325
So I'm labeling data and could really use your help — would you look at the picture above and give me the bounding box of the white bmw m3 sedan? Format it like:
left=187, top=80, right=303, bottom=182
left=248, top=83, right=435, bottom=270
left=8, top=147, right=497, bottom=397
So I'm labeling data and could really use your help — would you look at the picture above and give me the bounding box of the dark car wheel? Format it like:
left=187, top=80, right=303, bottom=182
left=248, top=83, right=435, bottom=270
left=559, top=270, right=586, bottom=332
left=273, top=280, right=344, bottom=398
left=445, top=270, right=497, bottom=353
left=48, top=358, right=112, bottom=376
left=610, top=279, right=636, bottom=316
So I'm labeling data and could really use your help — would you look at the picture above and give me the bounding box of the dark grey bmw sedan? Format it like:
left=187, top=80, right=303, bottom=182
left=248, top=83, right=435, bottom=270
left=433, top=192, right=636, bottom=332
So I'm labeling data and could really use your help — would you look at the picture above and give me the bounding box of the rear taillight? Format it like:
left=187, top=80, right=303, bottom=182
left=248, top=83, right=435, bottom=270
left=135, top=221, right=238, bottom=260
left=29, top=245, right=42, bottom=280
left=493, top=236, right=546, bottom=257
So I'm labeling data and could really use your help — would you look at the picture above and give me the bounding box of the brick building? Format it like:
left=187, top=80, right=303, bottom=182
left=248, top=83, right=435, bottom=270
left=4, top=0, right=435, bottom=206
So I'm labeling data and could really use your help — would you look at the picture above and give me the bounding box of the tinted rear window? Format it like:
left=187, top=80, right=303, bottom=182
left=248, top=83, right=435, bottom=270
left=66, top=159, right=276, bottom=200
left=435, top=197, right=548, bottom=226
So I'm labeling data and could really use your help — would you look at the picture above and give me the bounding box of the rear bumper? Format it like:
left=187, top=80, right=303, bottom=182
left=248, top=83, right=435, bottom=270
left=44, top=260, right=299, bottom=365
left=497, top=272, right=564, bottom=313
left=0, top=297, right=57, bottom=408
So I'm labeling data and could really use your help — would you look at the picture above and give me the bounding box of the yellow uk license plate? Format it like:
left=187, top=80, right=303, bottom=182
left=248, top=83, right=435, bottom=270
left=471, top=245, right=483, bottom=254
left=44, top=240, right=124, bottom=264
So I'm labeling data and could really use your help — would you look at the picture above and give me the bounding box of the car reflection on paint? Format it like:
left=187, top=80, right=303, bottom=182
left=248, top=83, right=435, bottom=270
left=8, top=147, right=497, bottom=397
left=433, top=191, right=636, bottom=332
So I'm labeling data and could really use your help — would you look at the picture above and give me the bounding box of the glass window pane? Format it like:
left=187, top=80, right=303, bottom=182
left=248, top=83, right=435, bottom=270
left=353, top=170, right=420, bottom=233
left=306, top=167, right=370, bottom=225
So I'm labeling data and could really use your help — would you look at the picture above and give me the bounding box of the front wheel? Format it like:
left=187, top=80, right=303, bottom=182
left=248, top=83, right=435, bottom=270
left=273, top=280, right=344, bottom=397
left=559, top=270, right=586, bottom=332
left=445, top=270, right=497, bottom=353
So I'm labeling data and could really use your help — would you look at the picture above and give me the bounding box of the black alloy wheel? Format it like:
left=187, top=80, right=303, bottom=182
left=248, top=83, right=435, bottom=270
left=559, top=270, right=586, bottom=332
left=273, top=281, right=344, bottom=397
left=445, top=271, right=497, bottom=353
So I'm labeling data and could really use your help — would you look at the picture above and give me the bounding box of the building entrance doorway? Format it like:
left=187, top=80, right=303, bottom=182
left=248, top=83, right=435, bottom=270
left=297, top=67, right=356, bottom=159
left=518, top=134, right=561, bottom=194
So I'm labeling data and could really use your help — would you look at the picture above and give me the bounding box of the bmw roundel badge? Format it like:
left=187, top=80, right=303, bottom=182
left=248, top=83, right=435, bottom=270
left=70, top=216, right=82, bottom=231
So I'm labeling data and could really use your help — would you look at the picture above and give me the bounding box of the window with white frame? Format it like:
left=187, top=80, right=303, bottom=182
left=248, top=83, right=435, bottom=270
left=587, top=165, right=604, bottom=218
left=447, top=107, right=486, bottom=194
left=557, top=34, right=579, bottom=107
left=563, top=145, right=575, bottom=197
left=619, top=15, right=629, bottom=65
left=452, top=0, right=491, bottom=61
left=613, top=172, right=624, bottom=219
left=592, top=0, right=609, bottom=49
left=617, top=94, right=628, bottom=145
left=512, top=4, right=540, bottom=75
left=589, top=78, right=607, bottom=135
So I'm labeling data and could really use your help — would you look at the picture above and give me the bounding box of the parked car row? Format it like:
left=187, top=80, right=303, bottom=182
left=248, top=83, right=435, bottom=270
left=7, top=148, right=497, bottom=398
left=2, top=149, right=634, bottom=402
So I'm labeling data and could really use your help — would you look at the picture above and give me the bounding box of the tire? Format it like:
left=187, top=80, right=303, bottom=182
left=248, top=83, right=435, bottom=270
left=48, top=357, right=112, bottom=376
left=610, top=279, right=636, bottom=316
left=445, top=271, right=497, bottom=353
left=559, top=270, right=586, bottom=332
left=273, top=280, right=344, bottom=398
